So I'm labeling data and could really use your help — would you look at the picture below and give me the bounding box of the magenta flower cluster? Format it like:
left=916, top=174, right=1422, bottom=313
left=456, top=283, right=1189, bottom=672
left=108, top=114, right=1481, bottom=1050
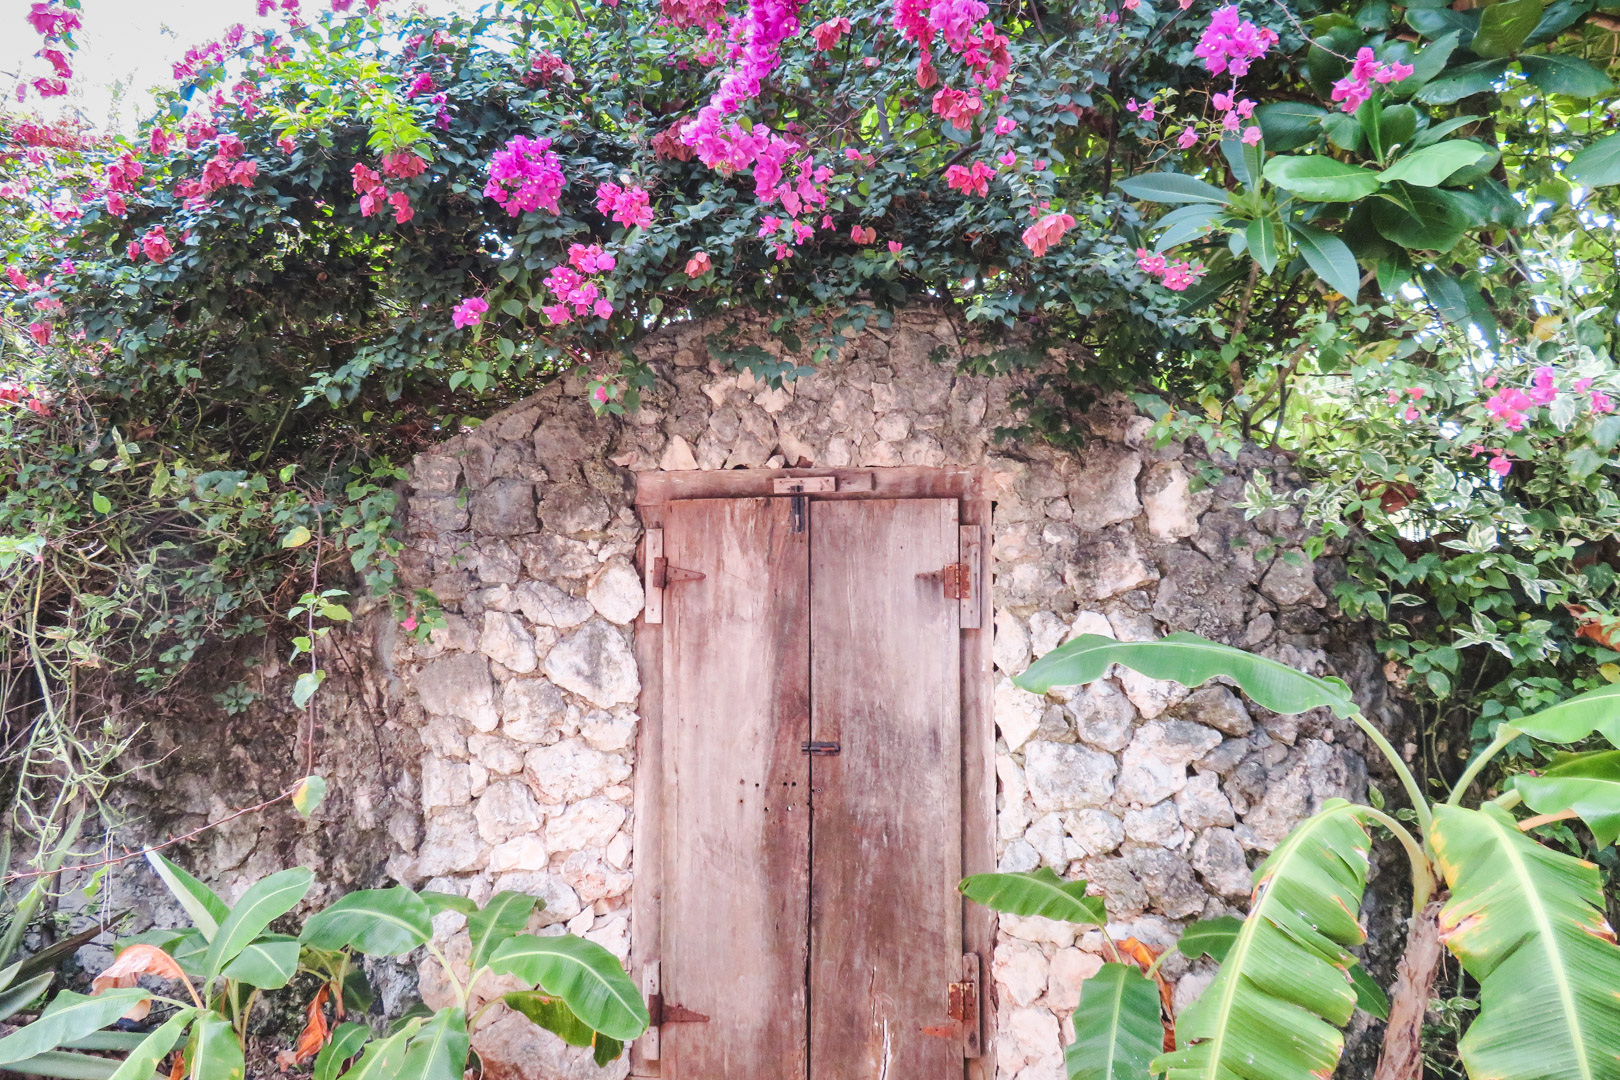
left=1194, top=5, right=1278, bottom=78
left=484, top=135, right=567, bottom=217
left=595, top=182, right=655, bottom=230
left=1331, top=48, right=1415, bottom=113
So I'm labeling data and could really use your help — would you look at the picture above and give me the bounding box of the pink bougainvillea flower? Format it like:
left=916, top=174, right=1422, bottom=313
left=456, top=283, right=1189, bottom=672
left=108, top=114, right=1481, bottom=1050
left=684, top=251, right=712, bottom=277
left=451, top=296, right=489, bottom=328
left=569, top=243, right=617, bottom=274
left=382, top=152, right=428, bottom=179
left=1126, top=98, right=1156, bottom=123
left=1487, top=453, right=1512, bottom=477
left=1592, top=391, right=1615, bottom=414
left=931, top=87, right=984, bottom=125
left=810, top=17, right=851, bottom=49
left=945, top=160, right=996, bottom=197
left=851, top=224, right=877, bottom=244
left=1176, top=126, right=1200, bottom=149
left=1194, top=5, right=1279, bottom=77
left=593, top=298, right=614, bottom=319
left=140, top=226, right=174, bottom=262
left=998, top=151, right=1018, bottom=166
left=595, top=182, right=654, bottom=229
left=105, top=192, right=127, bottom=216
left=1136, top=248, right=1168, bottom=276
left=888, top=240, right=904, bottom=255
left=1241, top=125, right=1262, bottom=145
left=1331, top=47, right=1414, bottom=113
left=5, top=267, right=30, bottom=290
left=26, top=322, right=50, bottom=346
left=994, top=116, right=1017, bottom=135
left=407, top=72, right=435, bottom=97
left=400, top=615, right=418, bottom=632
left=1158, top=259, right=1206, bottom=290
left=484, top=135, right=566, bottom=216
left=32, top=77, right=67, bottom=98
left=389, top=190, right=413, bottom=223
left=1484, top=388, right=1534, bottom=430
left=1022, top=211, right=1076, bottom=257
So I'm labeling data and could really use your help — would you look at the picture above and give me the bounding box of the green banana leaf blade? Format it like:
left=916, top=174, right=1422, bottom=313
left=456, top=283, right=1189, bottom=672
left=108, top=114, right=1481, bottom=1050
left=1431, top=803, right=1620, bottom=1080
left=1154, top=800, right=1371, bottom=1080
left=1065, top=963, right=1162, bottom=1080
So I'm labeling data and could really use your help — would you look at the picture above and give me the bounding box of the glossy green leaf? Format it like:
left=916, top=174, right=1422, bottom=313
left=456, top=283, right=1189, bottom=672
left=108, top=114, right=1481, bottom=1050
left=105, top=1009, right=194, bottom=1080
left=398, top=1008, right=469, bottom=1080
left=1290, top=223, right=1365, bottom=298
left=959, top=868, right=1106, bottom=925
left=340, top=1021, right=423, bottom=1080
left=0, top=991, right=151, bottom=1066
left=1349, top=964, right=1390, bottom=1020
left=1569, top=132, right=1620, bottom=188
left=1, top=1050, right=140, bottom=1079
left=1431, top=803, right=1620, bottom=1080
left=1390, top=31, right=1459, bottom=97
left=1509, top=682, right=1620, bottom=743
left=1176, top=916, right=1242, bottom=963
left=1019, top=632, right=1356, bottom=718
left=1415, top=59, right=1510, bottom=103
left=1377, top=140, right=1491, bottom=186
left=302, top=886, right=433, bottom=956
left=1471, top=0, right=1544, bottom=57
left=188, top=1014, right=244, bottom=1080
left=469, top=892, right=537, bottom=973
left=1371, top=183, right=1471, bottom=250
left=1117, top=173, right=1232, bottom=206
left=220, top=934, right=300, bottom=989
left=1065, top=964, right=1162, bottom=1080
left=488, top=934, right=648, bottom=1041
left=1154, top=801, right=1372, bottom=1080
left=145, top=854, right=227, bottom=941
left=0, top=971, right=55, bottom=1021
left=203, top=868, right=313, bottom=979
left=505, top=992, right=599, bottom=1047
left=1246, top=217, right=1279, bottom=274
left=1515, top=751, right=1620, bottom=845
left=1520, top=54, right=1614, bottom=97
left=419, top=892, right=479, bottom=917
left=1365, top=103, right=1418, bottom=161
left=1254, top=102, right=1326, bottom=153
left=313, top=1023, right=370, bottom=1080
left=1220, top=138, right=1262, bottom=190
left=1152, top=205, right=1224, bottom=253
left=1263, top=156, right=1381, bottom=201
left=292, top=775, right=327, bottom=817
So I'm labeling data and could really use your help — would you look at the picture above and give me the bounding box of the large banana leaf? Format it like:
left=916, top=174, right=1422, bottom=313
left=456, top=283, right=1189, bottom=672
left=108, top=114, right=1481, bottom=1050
left=301, top=887, right=432, bottom=956
left=958, top=869, right=1105, bottom=925
left=1016, top=633, right=1357, bottom=718
left=1065, top=963, right=1162, bottom=1080
left=487, top=935, right=648, bottom=1041
left=1154, top=800, right=1372, bottom=1080
left=1431, top=803, right=1620, bottom=1080
left=1506, top=682, right=1620, bottom=743
left=202, top=868, right=313, bottom=980
left=1515, top=750, right=1620, bottom=845
left=468, top=892, right=537, bottom=971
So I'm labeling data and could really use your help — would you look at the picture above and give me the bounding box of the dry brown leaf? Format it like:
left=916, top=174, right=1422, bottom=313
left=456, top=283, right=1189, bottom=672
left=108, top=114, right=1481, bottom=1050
left=294, top=985, right=331, bottom=1064
left=167, top=1050, right=185, bottom=1080
left=91, top=944, right=185, bottom=1020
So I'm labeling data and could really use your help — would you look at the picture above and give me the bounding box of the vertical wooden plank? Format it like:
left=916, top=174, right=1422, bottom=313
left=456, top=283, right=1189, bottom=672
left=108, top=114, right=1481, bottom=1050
left=958, top=524, right=983, bottom=629
left=643, top=528, right=665, bottom=625
left=640, top=964, right=661, bottom=1062
left=630, top=504, right=666, bottom=1078
left=809, top=498, right=964, bottom=1080
left=661, top=498, right=810, bottom=1080
left=960, top=497, right=996, bottom=1080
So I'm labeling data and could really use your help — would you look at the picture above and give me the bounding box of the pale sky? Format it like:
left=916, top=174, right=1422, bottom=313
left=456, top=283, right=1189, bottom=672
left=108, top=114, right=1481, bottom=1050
left=0, top=0, right=468, bottom=130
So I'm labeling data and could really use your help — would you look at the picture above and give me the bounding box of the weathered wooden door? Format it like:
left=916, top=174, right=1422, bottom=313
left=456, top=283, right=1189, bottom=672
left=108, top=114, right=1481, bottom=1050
left=652, top=492, right=976, bottom=1080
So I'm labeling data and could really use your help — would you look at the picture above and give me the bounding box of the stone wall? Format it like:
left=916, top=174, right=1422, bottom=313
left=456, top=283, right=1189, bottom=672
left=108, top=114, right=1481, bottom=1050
left=378, top=308, right=1391, bottom=1080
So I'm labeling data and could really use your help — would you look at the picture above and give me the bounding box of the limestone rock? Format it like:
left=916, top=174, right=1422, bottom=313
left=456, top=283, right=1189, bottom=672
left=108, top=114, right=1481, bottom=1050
left=1175, top=772, right=1236, bottom=829
left=1117, top=667, right=1191, bottom=720
left=418, top=653, right=499, bottom=732
left=1061, top=809, right=1124, bottom=857
left=1176, top=685, right=1253, bottom=736
left=999, top=839, right=1040, bottom=872
left=1046, top=948, right=1105, bottom=1012
left=1067, top=679, right=1136, bottom=752
left=994, top=940, right=1050, bottom=1007
left=422, top=757, right=472, bottom=810
left=1259, top=550, right=1327, bottom=607
left=995, top=611, right=1032, bottom=675
left=1024, top=741, right=1117, bottom=812
left=1025, top=812, right=1069, bottom=868
left=1027, top=611, right=1071, bottom=658
left=1124, top=801, right=1184, bottom=847
left=995, top=676, right=1045, bottom=753
left=545, top=797, right=628, bottom=853
left=1123, top=846, right=1205, bottom=918
left=1077, top=856, right=1147, bottom=919
left=543, top=621, right=640, bottom=707
left=1068, top=448, right=1142, bottom=531
left=560, top=850, right=632, bottom=904
left=1067, top=532, right=1159, bottom=601
left=525, top=739, right=632, bottom=804
left=417, top=809, right=486, bottom=876
left=514, top=581, right=593, bottom=628
left=471, top=479, right=536, bottom=536
left=481, top=612, right=538, bottom=674
left=488, top=836, right=549, bottom=873
left=1191, top=827, right=1252, bottom=899
left=473, top=780, right=544, bottom=845
left=500, top=679, right=568, bottom=743
left=470, top=1007, right=629, bottom=1080
left=1141, top=461, right=1209, bottom=540
left=579, top=710, right=636, bottom=753
left=490, top=871, right=581, bottom=927
left=1116, top=722, right=1223, bottom=805
left=587, top=558, right=644, bottom=625
left=537, top=484, right=611, bottom=536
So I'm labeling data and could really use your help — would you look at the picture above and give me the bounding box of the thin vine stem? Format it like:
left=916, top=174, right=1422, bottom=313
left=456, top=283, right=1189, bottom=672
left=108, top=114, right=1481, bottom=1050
left=1347, top=709, right=1433, bottom=839
left=1447, top=724, right=1520, bottom=807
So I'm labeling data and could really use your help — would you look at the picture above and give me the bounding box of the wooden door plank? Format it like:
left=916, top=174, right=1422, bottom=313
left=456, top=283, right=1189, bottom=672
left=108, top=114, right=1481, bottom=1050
left=808, top=498, right=964, bottom=1080
left=959, top=498, right=996, bottom=1080
left=662, top=498, right=810, bottom=1080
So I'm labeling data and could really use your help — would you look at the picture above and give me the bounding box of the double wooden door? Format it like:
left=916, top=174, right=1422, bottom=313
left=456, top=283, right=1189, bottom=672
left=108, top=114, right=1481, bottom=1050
left=655, top=495, right=974, bottom=1079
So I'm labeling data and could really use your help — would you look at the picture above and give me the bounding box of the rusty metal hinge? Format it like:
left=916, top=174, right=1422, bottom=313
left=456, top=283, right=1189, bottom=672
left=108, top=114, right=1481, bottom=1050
left=951, top=953, right=982, bottom=1058
left=801, top=740, right=841, bottom=756
left=651, top=557, right=705, bottom=590
left=647, top=994, right=710, bottom=1026
left=918, top=562, right=971, bottom=600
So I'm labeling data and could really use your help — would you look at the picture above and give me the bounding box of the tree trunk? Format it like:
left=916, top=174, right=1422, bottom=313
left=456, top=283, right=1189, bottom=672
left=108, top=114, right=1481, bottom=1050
left=1372, top=900, right=1446, bottom=1080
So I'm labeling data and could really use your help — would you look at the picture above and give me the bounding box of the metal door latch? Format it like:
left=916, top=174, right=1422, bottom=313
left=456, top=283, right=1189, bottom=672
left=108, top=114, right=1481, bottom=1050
left=917, top=562, right=971, bottom=600
left=648, top=994, right=710, bottom=1025
left=800, top=741, right=841, bottom=755
left=650, top=557, right=705, bottom=589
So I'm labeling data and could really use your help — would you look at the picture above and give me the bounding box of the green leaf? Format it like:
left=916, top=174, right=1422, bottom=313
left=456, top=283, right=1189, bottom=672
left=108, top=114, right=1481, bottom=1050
left=958, top=868, right=1105, bottom=925
left=1471, top=0, right=1544, bottom=57
left=1430, top=803, right=1620, bottom=1080
left=469, top=892, right=537, bottom=972
left=1220, top=139, right=1261, bottom=189
left=1152, top=205, right=1225, bottom=253
left=1377, top=140, right=1491, bottom=186
left=1366, top=103, right=1419, bottom=161
left=292, top=670, right=325, bottom=709
left=1569, top=132, right=1620, bottom=188
left=419, top=892, right=479, bottom=917
left=0, top=971, right=55, bottom=1021
left=1254, top=102, right=1327, bottom=153
left=487, top=935, right=648, bottom=1041
left=1370, top=183, right=1471, bottom=250
left=220, top=934, right=300, bottom=989
left=302, top=887, right=433, bottom=956
left=1263, top=156, right=1381, bottom=201
left=203, top=868, right=313, bottom=980
left=1349, top=964, right=1390, bottom=1020
left=1391, top=32, right=1460, bottom=97
left=282, top=525, right=313, bottom=549
left=105, top=1009, right=194, bottom=1080
left=1018, top=632, right=1358, bottom=718
left=1153, top=801, right=1372, bottom=1080
left=0, top=991, right=152, bottom=1067
left=1246, top=217, right=1279, bottom=274
left=1515, top=751, right=1620, bottom=845
left=313, top=1023, right=370, bottom=1080
left=292, top=776, right=327, bottom=818
left=1, top=1050, right=139, bottom=1079
left=1290, top=223, right=1365, bottom=298
left=1176, top=917, right=1242, bottom=963
left=500, top=299, right=523, bottom=317
left=342, top=1022, right=424, bottom=1080
left=188, top=1014, right=243, bottom=1080
left=1520, top=54, right=1614, bottom=97
left=398, top=1008, right=469, bottom=1080
left=1415, top=59, right=1510, bottom=103
left=1065, top=964, right=1162, bottom=1080
left=1416, top=266, right=1475, bottom=324
left=505, top=992, right=598, bottom=1046
left=1117, top=173, right=1232, bottom=206
left=1509, top=682, right=1620, bottom=743
left=91, top=493, right=111, bottom=515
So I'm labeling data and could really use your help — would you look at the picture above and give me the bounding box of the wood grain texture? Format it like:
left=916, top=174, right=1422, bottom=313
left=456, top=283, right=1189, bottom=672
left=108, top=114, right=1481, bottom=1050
left=661, top=497, right=811, bottom=1080
left=808, top=498, right=964, bottom=1080
left=634, top=466, right=988, bottom=506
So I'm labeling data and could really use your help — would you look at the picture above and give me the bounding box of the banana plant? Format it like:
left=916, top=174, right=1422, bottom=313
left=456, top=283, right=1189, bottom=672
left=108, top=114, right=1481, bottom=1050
left=0, top=854, right=646, bottom=1079
left=1009, top=631, right=1620, bottom=1080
